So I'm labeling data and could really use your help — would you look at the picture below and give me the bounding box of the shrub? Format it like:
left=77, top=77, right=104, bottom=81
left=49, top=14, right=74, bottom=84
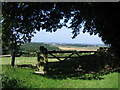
left=2, top=75, right=25, bottom=88
left=95, top=47, right=118, bottom=69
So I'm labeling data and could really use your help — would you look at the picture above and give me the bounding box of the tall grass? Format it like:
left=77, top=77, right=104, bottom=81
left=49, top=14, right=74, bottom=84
left=1, top=57, right=119, bottom=88
left=2, top=65, right=118, bottom=88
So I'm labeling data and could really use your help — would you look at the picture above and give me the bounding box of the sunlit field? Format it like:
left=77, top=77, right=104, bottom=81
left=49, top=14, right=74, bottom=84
left=1, top=57, right=119, bottom=88
left=57, top=46, right=99, bottom=51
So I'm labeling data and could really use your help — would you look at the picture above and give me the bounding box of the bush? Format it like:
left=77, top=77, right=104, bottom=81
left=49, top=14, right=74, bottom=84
left=2, top=75, right=25, bottom=88
left=95, top=47, right=118, bottom=69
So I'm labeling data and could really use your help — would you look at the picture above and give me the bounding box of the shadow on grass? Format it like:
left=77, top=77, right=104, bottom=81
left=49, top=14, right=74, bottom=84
left=44, top=54, right=119, bottom=80
left=15, top=55, right=119, bottom=80
left=16, top=64, right=37, bottom=70
left=43, top=55, right=103, bottom=80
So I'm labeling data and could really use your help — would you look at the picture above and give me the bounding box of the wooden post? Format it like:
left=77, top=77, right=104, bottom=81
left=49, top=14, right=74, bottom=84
left=45, top=51, right=48, bottom=65
left=37, top=52, right=40, bottom=62
left=11, top=50, right=15, bottom=67
left=11, top=34, right=16, bottom=67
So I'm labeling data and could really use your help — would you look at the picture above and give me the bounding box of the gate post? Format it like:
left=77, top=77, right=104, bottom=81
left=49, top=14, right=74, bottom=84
left=11, top=34, right=17, bottom=67
left=36, top=46, right=48, bottom=72
left=37, top=52, right=40, bottom=62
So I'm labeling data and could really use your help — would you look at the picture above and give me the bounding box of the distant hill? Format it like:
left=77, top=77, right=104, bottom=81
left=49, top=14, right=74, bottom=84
left=20, top=42, right=61, bottom=52
left=49, top=43, right=106, bottom=47
left=20, top=42, right=107, bottom=53
left=58, top=44, right=96, bottom=47
left=41, top=42, right=106, bottom=47
left=3, top=42, right=107, bottom=55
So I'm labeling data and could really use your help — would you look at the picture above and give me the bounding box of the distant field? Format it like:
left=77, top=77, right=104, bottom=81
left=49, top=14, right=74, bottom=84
left=56, top=45, right=99, bottom=51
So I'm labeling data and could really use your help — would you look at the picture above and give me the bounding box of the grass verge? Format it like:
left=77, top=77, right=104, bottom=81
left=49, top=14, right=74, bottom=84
left=2, top=65, right=118, bottom=88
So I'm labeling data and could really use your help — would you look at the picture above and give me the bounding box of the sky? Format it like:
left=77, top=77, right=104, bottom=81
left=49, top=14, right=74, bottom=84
left=31, top=27, right=104, bottom=44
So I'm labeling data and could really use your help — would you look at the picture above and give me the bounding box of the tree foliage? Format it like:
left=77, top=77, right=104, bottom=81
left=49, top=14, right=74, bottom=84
left=20, top=42, right=60, bottom=52
left=2, top=2, right=120, bottom=57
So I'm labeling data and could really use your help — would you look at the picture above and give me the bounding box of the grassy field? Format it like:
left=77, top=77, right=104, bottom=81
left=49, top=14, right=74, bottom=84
left=56, top=45, right=100, bottom=51
left=1, top=57, right=119, bottom=88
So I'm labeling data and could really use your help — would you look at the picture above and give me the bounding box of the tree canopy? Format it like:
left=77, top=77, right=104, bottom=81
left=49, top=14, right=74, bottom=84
left=2, top=2, right=120, bottom=57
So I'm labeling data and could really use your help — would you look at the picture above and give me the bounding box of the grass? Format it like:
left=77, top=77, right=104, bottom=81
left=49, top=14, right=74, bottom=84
left=1, top=57, right=38, bottom=65
left=1, top=57, right=59, bottom=65
left=1, top=57, right=119, bottom=88
left=2, top=65, right=118, bottom=88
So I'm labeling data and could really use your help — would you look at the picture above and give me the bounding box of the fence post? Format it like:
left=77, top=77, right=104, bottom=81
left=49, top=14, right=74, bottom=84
left=11, top=34, right=17, bottom=67
left=11, top=50, right=15, bottom=67
left=37, top=52, right=40, bottom=62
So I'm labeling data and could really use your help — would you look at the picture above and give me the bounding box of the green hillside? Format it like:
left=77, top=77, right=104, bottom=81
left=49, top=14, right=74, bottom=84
left=20, top=42, right=60, bottom=52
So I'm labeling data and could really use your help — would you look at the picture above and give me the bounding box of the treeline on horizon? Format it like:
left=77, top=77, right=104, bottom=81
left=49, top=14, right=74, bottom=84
left=19, top=42, right=100, bottom=57
left=58, top=44, right=99, bottom=47
left=20, top=42, right=104, bottom=52
left=20, top=42, right=61, bottom=53
left=3, top=42, right=105, bottom=55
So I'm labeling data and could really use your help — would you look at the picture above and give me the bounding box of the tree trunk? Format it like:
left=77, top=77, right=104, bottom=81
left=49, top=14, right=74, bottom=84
left=11, top=50, right=15, bottom=67
left=37, top=52, right=40, bottom=62
left=11, top=34, right=16, bottom=67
